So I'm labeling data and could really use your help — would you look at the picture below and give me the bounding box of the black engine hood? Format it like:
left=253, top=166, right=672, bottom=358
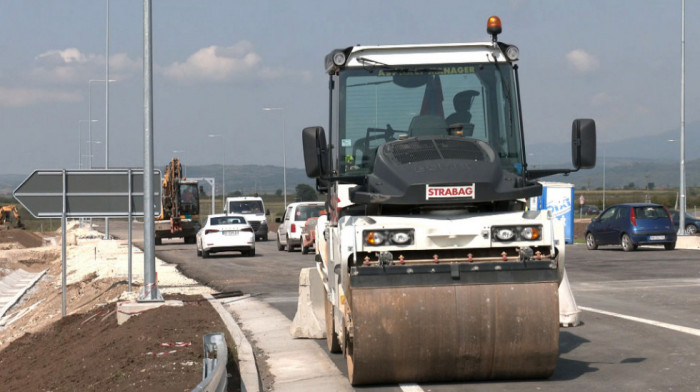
left=349, top=136, right=541, bottom=205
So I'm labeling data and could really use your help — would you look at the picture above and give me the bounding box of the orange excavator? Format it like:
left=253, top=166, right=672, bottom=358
left=1, top=205, right=24, bottom=229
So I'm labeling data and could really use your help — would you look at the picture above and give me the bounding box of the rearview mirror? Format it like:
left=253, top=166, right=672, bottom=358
left=572, top=119, right=596, bottom=169
left=302, top=126, right=329, bottom=178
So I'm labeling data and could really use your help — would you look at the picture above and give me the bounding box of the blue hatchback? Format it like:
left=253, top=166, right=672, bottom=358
left=585, top=203, right=677, bottom=251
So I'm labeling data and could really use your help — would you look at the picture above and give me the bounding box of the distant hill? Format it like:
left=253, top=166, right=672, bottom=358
left=543, top=157, right=700, bottom=190
left=3, top=122, right=699, bottom=196
left=0, top=165, right=314, bottom=197
left=526, top=121, right=700, bottom=166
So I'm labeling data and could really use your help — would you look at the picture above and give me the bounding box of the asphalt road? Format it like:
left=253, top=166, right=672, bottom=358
left=102, top=219, right=700, bottom=391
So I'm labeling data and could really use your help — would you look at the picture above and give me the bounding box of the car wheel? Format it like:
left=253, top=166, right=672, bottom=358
left=196, top=247, right=202, bottom=256
left=585, top=232, right=598, bottom=250
left=277, top=236, right=285, bottom=251
left=664, top=242, right=676, bottom=250
left=262, top=234, right=268, bottom=241
left=246, top=249, right=256, bottom=257
left=286, top=241, right=294, bottom=252
left=202, top=249, right=210, bottom=258
left=685, top=225, right=697, bottom=235
left=621, top=234, right=635, bottom=252
left=301, top=245, right=309, bottom=254
left=155, top=237, right=162, bottom=246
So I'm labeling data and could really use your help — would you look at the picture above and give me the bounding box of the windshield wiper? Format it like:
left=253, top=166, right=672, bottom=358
left=356, top=57, right=442, bottom=73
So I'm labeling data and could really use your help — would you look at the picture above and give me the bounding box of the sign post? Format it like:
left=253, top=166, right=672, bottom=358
left=14, top=168, right=160, bottom=316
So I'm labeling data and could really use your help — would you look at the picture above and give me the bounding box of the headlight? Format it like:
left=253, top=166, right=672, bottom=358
left=504, top=45, right=519, bottom=61
left=491, top=225, right=542, bottom=242
left=364, top=229, right=414, bottom=246
left=520, top=226, right=540, bottom=240
left=494, top=228, right=515, bottom=241
left=332, top=51, right=346, bottom=66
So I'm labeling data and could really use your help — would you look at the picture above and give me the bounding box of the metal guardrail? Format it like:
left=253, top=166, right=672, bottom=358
left=192, top=332, right=228, bottom=392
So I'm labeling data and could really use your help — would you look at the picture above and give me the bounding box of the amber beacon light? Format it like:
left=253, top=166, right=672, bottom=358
left=487, top=16, right=502, bottom=41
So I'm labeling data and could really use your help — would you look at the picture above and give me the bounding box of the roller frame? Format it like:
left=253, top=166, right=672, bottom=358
left=314, top=208, right=567, bottom=384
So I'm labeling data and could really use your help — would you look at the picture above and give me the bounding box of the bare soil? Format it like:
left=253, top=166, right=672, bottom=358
left=0, top=229, right=240, bottom=391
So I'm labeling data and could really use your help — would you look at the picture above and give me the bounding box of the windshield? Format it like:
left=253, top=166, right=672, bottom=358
left=295, top=205, right=325, bottom=221
left=338, top=63, right=522, bottom=176
left=211, top=216, right=246, bottom=225
left=179, top=184, right=199, bottom=215
left=229, top=200, right=264, bottom=214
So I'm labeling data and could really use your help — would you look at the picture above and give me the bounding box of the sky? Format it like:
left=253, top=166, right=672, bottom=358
left=1, top=0, right=698, bottom=175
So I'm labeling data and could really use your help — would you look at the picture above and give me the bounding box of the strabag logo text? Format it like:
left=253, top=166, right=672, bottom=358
left=426, top=184, right=475, bottom=199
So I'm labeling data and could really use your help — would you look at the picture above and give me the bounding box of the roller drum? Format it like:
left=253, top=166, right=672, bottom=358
left=346, top=282, right=559, bottom=385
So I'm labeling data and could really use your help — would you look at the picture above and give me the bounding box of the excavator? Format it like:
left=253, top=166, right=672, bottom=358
left=1, top=205, right=24, bottom=229
left=154, top=158, right=201, bottom=244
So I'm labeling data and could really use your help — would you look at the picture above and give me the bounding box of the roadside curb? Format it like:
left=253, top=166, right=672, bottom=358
left=204, top=293, right=261, bottom=392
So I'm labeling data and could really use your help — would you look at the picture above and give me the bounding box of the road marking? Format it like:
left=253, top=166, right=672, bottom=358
left=579, top=306, right=700, bottom=337
left=574, top=278, right=700, bottom=291
left=400, top=384, right=425, bottom=392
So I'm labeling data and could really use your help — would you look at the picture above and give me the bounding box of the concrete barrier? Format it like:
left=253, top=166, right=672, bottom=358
left=290, top=267, right=325, bottom=339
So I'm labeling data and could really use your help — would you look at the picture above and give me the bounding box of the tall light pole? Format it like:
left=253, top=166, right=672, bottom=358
left=78, top=119, right=98, bottom=169
left=679, top=0, right=687, bottom=235
left=208, top=134, right=225, bottom=210
left=105, top=0, right=111, bottom=170
left=263, top=107, right=286, bottom=206
left=88, top=79, right=116, bottom=169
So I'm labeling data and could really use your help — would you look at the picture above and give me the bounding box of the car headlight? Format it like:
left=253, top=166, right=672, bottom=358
left=491, top=225, right=541, bottom=242
left=364, top=229, right=414, bottom=246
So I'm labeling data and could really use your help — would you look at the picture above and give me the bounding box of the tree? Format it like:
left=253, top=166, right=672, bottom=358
left=275, top=189, right=282, bottom=197
left=296, top=184, right=317, bottom=201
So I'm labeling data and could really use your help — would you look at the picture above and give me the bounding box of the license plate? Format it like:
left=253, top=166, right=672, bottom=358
left=224, top=231, right=239, bottom=236
left=649, top=235, right=665, bottom=240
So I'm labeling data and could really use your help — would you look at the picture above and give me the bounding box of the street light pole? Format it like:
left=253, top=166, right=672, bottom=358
left=263, top=107, right=286, bottom=206
left=105, top=0, right=110, bottom=170
left=78, top=120, right=99, bottom=169
left=679, top=0, right=687, bottom=235
left=208, top=134, right=225, bottom=211
left=88, top=79, right=116, bottom=169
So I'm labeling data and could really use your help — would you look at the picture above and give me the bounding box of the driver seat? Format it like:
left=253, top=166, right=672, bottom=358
left=408, top=115, right=448, bottom=137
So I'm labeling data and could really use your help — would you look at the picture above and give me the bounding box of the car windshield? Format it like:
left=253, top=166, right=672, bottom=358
left=634, top=206, right=668, bottom=219
left=228, top=201, right=264, bottom=214
left=339, top=62, right=523, bottom=176
left=211, top=216, right=246, bottom=225
left=295, top=205, right=325, bottom=221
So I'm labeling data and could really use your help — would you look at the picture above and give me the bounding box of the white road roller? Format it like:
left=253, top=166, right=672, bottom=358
left=300, top=16, right=596, bottom=385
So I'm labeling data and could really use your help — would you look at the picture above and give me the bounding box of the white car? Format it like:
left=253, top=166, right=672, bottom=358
left=276, top=201, right=325, bottom=252
left=196, top=214, right=255, bottom=258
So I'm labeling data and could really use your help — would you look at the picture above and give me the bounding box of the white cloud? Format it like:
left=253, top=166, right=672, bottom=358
left=162, top=41, right=312, bottom=83
left=27, top=48, right=140, bottom=84
left=591, top=92, right=612, bottom=106
left=162, top=41, right=261, bottom=82
left=566, top=49, right=600, bottom=74
left=0, top=86, right=81, bottom=107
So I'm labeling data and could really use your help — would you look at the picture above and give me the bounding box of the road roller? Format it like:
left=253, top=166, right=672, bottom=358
left=301, top=16, right=596, bottom=385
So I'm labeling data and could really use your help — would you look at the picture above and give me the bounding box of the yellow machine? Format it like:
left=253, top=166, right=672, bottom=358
left=1, top=205, right=24, bottom=229
left=154, top=158, right=201, bottom=244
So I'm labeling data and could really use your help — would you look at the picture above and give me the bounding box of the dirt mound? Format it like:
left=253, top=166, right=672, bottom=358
left=0, top=229, right=44, bottom=249
left=0, top=294, right=237, bottom=391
